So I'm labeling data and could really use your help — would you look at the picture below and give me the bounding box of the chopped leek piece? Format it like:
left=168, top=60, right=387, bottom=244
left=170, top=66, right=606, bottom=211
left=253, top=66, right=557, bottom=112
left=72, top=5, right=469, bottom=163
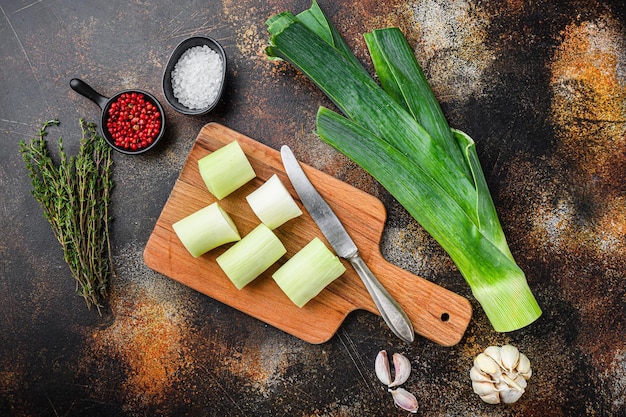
left=198, top=140, right=256, bottom=200
left=265, top=1, right=541, bottom=331
left=173, top=202, right=240, bottom=258
left=216, top=223, right=286, bottom=290
left=246, top=174, right=303, bottom=229
left=272, top=237, right=346, bottom=307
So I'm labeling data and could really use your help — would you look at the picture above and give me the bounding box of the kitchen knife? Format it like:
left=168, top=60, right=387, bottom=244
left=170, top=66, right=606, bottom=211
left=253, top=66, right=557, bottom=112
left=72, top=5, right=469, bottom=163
left=280, top=145, right=415, bottom=343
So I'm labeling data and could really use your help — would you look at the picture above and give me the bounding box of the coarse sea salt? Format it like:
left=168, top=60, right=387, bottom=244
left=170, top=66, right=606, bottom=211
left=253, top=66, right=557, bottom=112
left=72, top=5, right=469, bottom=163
left=171, top=45, right=223, bottom=110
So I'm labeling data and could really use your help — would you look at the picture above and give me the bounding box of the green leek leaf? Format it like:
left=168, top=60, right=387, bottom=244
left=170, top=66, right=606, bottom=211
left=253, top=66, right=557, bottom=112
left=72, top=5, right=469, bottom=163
left=364, top=28, right=469, bottom=179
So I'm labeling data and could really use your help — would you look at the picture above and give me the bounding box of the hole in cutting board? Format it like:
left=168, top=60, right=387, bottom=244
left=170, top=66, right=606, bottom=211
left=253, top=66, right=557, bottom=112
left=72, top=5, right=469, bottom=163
left=441, top=313, right=450, bottom=322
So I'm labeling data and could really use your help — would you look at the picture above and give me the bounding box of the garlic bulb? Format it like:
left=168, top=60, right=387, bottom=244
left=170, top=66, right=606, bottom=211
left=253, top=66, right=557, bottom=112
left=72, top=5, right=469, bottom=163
left=469, top=344, right=532, bottom=404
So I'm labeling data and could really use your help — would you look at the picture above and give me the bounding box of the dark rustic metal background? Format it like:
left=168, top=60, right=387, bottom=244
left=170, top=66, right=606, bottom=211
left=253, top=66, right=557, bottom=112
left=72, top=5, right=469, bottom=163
left=1, top=0, right=624, bottom=416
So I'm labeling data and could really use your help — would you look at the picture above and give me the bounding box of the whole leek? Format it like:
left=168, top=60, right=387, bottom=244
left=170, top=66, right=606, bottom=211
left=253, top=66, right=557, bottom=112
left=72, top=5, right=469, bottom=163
left=265, top=1, right=541, bottom=332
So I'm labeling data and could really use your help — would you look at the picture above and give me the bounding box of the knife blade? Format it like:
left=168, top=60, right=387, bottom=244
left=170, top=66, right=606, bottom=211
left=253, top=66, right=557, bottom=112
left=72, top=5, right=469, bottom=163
left=280, top=145, right=415, bottom=343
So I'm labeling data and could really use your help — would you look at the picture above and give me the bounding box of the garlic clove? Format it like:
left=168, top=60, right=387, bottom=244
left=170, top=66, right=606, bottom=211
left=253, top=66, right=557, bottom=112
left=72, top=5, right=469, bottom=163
left=389, top=353, right=411, bottom=387
left=500, top=387, right=525, bottom=404
left=474, top=353, right=501, bottom=377
left=520, top=367, right=532, bottom=380
left=514, top=374, right=528, bottom=390
left=484, top=345, right=502, bottom=365
left=500, top=344, right=520, bottom=373
left=495, top=378, right=509, bottom=393
left=375, top=350, right=392, bottom=386
left=470, top=365, right=491, bottom=383
left=517, top=353, right=532, bottom=377
left=472, top=380, right=498, bottom=397
left=389, top=388, right=419, bottom=413
left=500, top=374, right=524, bottom=392
left=480, top=392, right=501, bottom=404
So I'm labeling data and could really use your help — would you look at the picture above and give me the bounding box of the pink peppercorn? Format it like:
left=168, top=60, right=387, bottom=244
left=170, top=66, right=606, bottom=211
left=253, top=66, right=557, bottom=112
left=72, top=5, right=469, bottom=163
left=106, top=92, right=161, bottom=151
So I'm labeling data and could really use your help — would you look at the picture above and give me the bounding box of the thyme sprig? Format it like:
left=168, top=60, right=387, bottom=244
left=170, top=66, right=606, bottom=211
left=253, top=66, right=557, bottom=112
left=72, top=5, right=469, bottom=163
left=20, top=119, right=114, bottom=314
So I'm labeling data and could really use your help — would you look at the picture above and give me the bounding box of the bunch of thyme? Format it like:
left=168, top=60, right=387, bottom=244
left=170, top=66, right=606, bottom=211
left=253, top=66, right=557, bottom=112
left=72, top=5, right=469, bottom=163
left=20, top=119, right=114, bottom=314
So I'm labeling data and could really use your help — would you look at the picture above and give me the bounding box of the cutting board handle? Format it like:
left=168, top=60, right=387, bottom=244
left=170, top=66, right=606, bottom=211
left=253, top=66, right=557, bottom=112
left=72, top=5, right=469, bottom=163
left=362, top=250, right=472, bottom=346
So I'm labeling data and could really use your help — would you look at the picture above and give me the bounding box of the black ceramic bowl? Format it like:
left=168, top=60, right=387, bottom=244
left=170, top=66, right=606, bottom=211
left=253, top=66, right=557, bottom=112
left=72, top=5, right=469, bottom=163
left=162, top=36, right=227, bottom=116
left=70, top=78, right=166, bottom=155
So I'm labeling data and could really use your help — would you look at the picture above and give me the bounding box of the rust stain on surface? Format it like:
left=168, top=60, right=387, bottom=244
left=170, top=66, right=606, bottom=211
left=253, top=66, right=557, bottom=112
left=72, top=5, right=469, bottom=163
left=545, top=11, right=626, bottom=408
left=87, top=299, right=191, bottom=408
left=81, top=244, right=196, bottom=410
left=548, top=14, right=626, bottom=275
left=221, top=336, right=291, bottom=395
left=407, top=0, right=494, bottom=103
left=90, top=300, right=189, bottom=405
left=551, top=15, right=626, bottom=187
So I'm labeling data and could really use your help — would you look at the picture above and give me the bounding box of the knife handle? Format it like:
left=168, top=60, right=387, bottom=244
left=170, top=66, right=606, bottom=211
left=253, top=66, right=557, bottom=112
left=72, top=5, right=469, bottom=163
left=348, top=254, right=415, bottom=343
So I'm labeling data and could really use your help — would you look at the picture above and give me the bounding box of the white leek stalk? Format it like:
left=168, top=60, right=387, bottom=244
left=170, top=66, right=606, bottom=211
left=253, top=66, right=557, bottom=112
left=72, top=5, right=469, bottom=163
left=272, top=237, right=346, bottom=307
left=172, top=202, right=240, bottom=258
left=246, top=174, right=303, bottom=229
left=216, top=223, right=287, bottom=289
left=198, top=140, right=256, bottom=200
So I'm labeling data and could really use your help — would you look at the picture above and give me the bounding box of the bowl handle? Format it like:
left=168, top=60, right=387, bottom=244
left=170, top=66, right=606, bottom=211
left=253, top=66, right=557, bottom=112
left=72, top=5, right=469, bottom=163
left=70, top=78, right=110, bottom=110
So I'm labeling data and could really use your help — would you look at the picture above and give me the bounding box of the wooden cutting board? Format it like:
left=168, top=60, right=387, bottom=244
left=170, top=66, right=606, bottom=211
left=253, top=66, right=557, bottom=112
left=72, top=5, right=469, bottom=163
left=144, top=123, right=472, bottom=345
